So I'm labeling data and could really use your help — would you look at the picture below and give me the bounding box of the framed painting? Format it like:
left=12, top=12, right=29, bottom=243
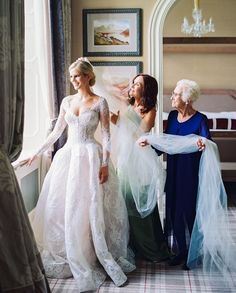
left=83, top=8, right=142, bottom=56
left=91, top=61, right=143, bottom=113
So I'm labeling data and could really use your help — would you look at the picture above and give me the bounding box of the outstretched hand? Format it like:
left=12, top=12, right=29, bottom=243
left=21, top=154, right=38, bottom=167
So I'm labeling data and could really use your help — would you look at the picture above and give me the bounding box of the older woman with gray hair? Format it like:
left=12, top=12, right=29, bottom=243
left=139, top=79, right=236, bottom=288
left=160, top=79, right=211, bottom=268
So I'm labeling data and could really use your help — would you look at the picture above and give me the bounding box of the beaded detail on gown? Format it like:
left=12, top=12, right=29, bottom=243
left=31, top=97, right=135, bottom=292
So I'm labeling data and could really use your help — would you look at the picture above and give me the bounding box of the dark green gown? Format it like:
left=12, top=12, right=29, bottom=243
left=116, top=106, right=170, bottom=262
left=123, top=184, right=170, bottom=262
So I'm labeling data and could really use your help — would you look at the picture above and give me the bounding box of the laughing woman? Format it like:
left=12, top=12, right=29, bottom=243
left=110, top=74, right=170, bottom=263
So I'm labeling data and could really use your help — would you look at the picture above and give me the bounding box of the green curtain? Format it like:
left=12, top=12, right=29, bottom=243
left=0, top=1, right=50, bottom=291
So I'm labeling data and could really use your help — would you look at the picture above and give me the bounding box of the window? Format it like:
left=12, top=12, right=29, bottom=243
left=21, top=0, right=49, bottom=159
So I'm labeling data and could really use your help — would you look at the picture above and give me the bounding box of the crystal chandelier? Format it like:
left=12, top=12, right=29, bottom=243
left=181, top=0, right=215, bottom=37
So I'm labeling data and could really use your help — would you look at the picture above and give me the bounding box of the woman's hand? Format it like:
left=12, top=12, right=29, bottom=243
left=99, top=165, right=109, bottom=184
left=197, top=138, right=206, bottom=151
left=138, top=138, right=149, bottom=147
left=21, top=154, right=38, bottom=167
left=110, top=110, right=120, bottom=125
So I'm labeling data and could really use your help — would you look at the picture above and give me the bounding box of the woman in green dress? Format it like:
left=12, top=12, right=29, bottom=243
left=110, top=74, right=170, bottom=262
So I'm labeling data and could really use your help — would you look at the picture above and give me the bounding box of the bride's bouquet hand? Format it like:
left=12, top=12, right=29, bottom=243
left=110, top=110, right=120, bottom=125
left=99, top=165, right=109, bottom=184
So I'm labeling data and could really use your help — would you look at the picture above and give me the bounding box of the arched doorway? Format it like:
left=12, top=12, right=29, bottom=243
left=149, top=0, right=236, bottom=183
left=149, top=0, right=176, bottom=132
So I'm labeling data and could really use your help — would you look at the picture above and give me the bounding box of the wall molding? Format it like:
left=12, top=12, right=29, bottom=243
left=163, top=37, right=236, bottom=53
left=163, top=37, right=236, bottom=44
left=149, top=0, right=176, bottom=132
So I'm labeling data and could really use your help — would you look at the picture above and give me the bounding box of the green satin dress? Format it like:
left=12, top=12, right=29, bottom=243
left=117, top=106, right=170, bottom=262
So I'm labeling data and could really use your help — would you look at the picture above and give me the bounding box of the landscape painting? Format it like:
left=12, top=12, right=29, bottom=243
left=83, top=9, right=142, bottom=56
left=94, top=19, right=130, bottom=46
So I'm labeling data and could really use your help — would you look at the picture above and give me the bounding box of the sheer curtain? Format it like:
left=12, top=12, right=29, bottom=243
left=32, top=0, right=57, bottom=185
left=29, top=0, right=71, bottom=184
left=0, top=0, right=49, bottom=291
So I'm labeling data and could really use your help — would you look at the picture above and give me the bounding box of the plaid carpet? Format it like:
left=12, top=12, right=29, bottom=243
left=49, top=187, right=236, bottom=293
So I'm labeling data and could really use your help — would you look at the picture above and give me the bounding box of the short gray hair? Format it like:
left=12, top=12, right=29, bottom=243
left=176, top=79, right=200, bottom=103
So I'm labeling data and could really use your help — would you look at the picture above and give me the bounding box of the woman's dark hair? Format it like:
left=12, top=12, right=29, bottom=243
left=128, top=74, right=158, bottom=114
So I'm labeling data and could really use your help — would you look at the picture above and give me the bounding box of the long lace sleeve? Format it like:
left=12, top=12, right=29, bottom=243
left=35, top=99, right=67, bottom=156
left=99, top=98, right=111, bottom=166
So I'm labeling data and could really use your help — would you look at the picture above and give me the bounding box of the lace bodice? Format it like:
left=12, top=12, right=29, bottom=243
left=35, top=96, right=111, bottom=163
left=32, top=95, right=135, bottom=290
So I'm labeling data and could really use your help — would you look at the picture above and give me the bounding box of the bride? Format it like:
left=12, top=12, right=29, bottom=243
left=25, top=57, right=135, bottom=292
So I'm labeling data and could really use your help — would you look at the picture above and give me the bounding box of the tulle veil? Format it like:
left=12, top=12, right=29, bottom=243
left=110, top=107, right=166, bottom=218
left=138, top=133, right=236, bottom=289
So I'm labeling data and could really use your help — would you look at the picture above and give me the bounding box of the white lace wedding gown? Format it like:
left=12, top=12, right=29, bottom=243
left=31, top=96, right=135, bottom=292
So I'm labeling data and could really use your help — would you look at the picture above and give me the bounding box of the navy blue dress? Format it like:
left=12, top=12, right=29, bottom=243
left=164, top=110, right=211, bottom=256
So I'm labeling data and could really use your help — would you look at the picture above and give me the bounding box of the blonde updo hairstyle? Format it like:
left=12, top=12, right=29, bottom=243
left=177, top=79, right=200, bottom=103
left=69, top=58, right=96, bottom=87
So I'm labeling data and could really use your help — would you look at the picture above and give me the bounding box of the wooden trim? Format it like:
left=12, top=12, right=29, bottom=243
left=163, top=37, right=236, bottom=53
left=211, top=131, right=236, bottom=138
left=163, top=37, right=236, bottom=44
left=164, top=44, right=236, bottom=53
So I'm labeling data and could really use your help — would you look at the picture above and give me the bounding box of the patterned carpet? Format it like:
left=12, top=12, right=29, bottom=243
left=48, top=183, right=236, bottom=293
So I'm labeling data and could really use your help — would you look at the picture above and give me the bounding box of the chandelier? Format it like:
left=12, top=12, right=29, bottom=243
left=181, top=0, right=215, bottom=37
